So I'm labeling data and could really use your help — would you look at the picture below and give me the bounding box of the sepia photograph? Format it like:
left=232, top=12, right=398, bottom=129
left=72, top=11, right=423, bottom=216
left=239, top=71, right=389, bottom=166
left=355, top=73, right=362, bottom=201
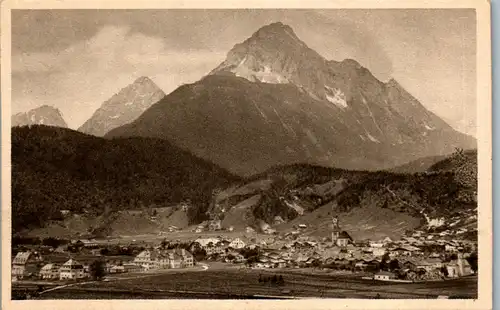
left=1, top=1, right=492, bottom=309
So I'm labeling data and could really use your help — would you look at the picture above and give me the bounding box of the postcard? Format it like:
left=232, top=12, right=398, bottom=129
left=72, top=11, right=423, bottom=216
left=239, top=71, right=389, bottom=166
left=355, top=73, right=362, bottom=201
left=1, top=0, right=492, bottom=309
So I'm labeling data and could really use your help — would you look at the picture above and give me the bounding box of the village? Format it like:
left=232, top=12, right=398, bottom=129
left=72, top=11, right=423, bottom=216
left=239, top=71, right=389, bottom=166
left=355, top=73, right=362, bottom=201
left=11, top=215, right=477, bottom=287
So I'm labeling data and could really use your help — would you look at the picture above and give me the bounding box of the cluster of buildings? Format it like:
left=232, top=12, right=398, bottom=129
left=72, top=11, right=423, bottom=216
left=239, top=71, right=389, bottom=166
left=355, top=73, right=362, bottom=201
left=133, top=248, right=194, bottom=270
left=11, top=247, right=196, bottom=281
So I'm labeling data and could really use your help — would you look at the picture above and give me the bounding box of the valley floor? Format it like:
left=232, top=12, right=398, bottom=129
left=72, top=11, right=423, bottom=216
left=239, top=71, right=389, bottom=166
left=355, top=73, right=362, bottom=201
left=14, top=263, right=477, bottom=300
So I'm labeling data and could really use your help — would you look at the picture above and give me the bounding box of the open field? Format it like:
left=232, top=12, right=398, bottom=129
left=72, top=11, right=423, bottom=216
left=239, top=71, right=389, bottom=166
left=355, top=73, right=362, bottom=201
left=23, top=268, right=477, bottom=300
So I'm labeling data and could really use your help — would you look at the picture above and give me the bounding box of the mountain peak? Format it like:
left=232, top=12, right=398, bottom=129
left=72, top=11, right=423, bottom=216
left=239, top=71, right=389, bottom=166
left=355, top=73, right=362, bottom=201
left=12, top=105, right=67, bottom=128
left=133, top=76, right=155, bottom=85
left=78, top=76, right=166, bottom=136
left=253, top=21, right=298, bottom=38
left=209, top=21, right=325, bottom=85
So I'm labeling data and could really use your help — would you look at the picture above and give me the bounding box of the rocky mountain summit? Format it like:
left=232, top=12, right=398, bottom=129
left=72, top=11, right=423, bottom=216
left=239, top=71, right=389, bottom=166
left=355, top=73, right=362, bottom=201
left=12, top=105, right=67, bottom=128
left=78, top=76, right=165, bottom=136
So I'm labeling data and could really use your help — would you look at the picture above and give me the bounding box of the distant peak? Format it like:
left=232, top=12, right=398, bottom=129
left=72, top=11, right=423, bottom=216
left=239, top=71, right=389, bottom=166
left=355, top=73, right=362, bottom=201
left=37, top=105, right=59, bottom=110
left=252, top=21, right=299, bottom=40
left=134, top=76, right=154, bottom=84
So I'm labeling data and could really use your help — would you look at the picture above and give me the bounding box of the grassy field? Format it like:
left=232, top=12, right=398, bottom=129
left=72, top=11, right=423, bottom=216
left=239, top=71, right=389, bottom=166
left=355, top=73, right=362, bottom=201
left=32, top=268, right=477, bottom=300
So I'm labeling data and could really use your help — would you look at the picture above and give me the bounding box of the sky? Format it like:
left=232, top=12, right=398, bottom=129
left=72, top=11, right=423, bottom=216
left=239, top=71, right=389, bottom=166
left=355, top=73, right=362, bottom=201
left=11, top=9, right=476, bottom=135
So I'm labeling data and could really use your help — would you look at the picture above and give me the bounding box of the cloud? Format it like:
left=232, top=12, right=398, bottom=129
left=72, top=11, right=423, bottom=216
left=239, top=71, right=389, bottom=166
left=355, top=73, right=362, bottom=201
left=12, top=25, right=225, bottom=128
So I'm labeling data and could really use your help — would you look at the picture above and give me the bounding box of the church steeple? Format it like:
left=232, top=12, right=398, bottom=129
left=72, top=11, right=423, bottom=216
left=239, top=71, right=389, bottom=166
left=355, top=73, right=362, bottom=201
left=331, top=215, right=340, bottom=244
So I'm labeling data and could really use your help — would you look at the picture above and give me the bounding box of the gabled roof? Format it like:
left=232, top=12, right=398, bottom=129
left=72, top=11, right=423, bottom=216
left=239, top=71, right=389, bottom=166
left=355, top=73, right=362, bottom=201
left=40, top=263, right=60, bottom=271
left=62, top=258, right=84, bottom=268
left=338, top=231, right=353, bottom=241
left=12, top=251, right=33, bottom=265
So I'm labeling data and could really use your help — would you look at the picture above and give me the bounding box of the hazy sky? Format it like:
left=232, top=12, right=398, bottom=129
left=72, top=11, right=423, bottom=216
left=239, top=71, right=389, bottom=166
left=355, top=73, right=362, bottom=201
left=11, top=9, right=476, bottom=135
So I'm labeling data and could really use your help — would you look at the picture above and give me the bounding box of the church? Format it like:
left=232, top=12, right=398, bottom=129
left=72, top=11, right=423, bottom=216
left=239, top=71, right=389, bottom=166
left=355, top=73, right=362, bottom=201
left=331, top=216, right=354, bottom=247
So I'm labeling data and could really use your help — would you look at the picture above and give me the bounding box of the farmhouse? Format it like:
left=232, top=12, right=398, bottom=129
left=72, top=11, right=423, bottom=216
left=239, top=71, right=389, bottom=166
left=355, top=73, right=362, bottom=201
left=39, top=263, right=60, bottom=279
left=374, top=271, right=397, bottom=281
left=59, top=259, right=87, bottom=280
left=134, top=248, right=194, bottom=270
left=12, top=251, right=43, bottom=279
left=416, top=258, right=443, bottom=272
left=229, top=238, right=246, bottom=249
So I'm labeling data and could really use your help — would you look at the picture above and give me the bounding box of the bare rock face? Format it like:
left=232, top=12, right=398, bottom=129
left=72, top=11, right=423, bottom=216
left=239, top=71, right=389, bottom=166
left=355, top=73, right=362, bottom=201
left=106, top=22, right=476, bottom=176
left=12, top=105, right=68, bottom=128
left=78, top=76, right=166, bottom=136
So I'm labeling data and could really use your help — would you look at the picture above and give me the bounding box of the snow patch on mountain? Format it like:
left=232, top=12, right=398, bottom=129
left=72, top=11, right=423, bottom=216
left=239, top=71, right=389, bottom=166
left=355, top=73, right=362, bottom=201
left=253, top=102, right=269, bottom=121
left=304, top=128, right=319, bottom=145
left=424, top=123, right=435, bottom=130
left=422, top=212, right=445, bottom=228
left=361, top=93, right=383, bottom=134
left=324, top=86, right=348, bottom=109
left=232, top=61, right=289, bottom=84
left=281, top=198, right=304, bottom=215
left=366, top=132, right=380, bottom=143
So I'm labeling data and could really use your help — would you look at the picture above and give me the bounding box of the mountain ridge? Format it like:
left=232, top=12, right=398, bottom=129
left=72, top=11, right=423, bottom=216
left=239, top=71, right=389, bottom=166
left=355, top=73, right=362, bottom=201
left=106, top=22, right=475, bottom=176
left=78, top=76, right=166, bottom=136
left=12, top=105, right=68, bottom=128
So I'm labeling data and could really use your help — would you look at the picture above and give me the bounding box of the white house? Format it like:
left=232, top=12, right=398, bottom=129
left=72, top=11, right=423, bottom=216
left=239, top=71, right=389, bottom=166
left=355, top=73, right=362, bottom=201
left=39, top=263, right=60, bottom=279
left=133, top=250, right=158, bottom=270
left=59, top=259, right=87, bottom=280
left=229, top=238, right=246, bottom=249
left=374, top=271, right=397, bottom=281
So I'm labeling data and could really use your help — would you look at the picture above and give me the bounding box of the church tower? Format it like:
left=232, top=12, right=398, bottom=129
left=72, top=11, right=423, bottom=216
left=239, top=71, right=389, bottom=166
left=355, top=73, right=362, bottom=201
left=331, top=215, right=340, bottom=245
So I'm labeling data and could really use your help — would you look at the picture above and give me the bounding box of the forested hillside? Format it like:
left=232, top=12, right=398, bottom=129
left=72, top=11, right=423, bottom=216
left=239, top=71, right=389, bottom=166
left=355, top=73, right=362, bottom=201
left=12, top=125, right=240, bottom=233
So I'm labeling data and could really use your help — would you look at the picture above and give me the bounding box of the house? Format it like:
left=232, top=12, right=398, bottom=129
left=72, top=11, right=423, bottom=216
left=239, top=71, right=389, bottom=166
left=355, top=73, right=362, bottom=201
left=208, top=219, right=222, bottom=231
left=123, top=263, right=142, bottom=273
left=374, top=271, right=397, bottom=281
left=336, top=231, right=353, bottom=247
left=173, top=248, right=194, bottom=267
left=382, top=237, right=393, bottom=244
left=110, top=265, right=125, bottom=273
left=369, top=241, right=385, bottom=248
left=371, top=247, right=386, bottom=257
left=90, top=249, right=102, bottom=256
left=390, top=245, right=421, bottom=257
left=246, top=226, right=255, bottom=233
left=134, top=249, right=158, bottom=270
left=59, top=259, right=87, bottom=280
left=12, top=251, right=43, bottom=279
left=228, top=238, right=246, bottom=249
left=79, top=239, right=99, bottom=248
left=298, top=224, right=307, bottom=229
left=445, top=243, right=458, bottom=252
left=446, top=254, right=473, bottom=278
left=205, top=243, right=225, bottom=256
left=61, top=210, right=71, bottom=216
left=417, top=258, right=443, bottom=272
left=39, top=263, right=60, bottom=280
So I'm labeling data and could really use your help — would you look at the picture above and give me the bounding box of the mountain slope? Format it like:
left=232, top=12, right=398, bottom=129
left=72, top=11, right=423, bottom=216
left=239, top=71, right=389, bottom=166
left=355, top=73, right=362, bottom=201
left=11, top=125, right=240, bottom=234
left=12, top=105, right=67, bottom=128
left=78, top=76, right=166, bottom=137
left=106, top=22, right=475, bottom=176
left=208, top=149, right=477, bottom=240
